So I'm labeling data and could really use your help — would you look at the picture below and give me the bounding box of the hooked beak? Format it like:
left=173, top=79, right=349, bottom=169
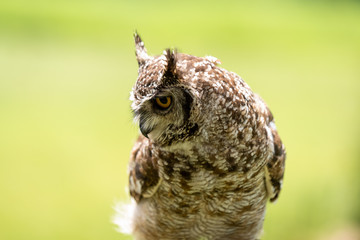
left=139, top=116, right=154, bottom=138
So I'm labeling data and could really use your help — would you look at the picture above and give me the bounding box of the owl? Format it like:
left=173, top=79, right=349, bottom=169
left=114, top=33, right=286, bottom=240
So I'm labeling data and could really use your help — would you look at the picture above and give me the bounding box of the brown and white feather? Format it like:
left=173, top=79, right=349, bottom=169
left=115, top=33, right=286, bottom=240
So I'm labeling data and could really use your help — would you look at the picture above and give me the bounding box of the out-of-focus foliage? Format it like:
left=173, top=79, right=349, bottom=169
left=0, top=0, right=359, bottom=239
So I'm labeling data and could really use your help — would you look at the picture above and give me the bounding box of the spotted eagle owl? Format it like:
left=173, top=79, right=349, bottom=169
left=114, top=33, right=286, bottom=240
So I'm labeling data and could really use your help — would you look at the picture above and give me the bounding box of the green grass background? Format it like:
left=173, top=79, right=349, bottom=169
left=0, top=0, right=359, bottom=239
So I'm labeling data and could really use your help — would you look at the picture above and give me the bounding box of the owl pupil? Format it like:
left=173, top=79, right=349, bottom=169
left=159, top=97, right=168, bottom=104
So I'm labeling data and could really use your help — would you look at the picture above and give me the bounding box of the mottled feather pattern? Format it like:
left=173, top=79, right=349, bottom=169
left=115, top=33, right=286, bottom=240
left=129, top=135, right=159, bottom=202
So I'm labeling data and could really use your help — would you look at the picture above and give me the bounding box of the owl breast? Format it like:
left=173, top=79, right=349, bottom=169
left=130, top=128, right=272, bottom=240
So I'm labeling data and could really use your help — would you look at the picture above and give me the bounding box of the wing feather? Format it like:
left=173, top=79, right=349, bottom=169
left=266, top=109, right=286, bottom=202
left=129, top=135, right=160, bottom=202
left=255, top=94, right=286, bottom=202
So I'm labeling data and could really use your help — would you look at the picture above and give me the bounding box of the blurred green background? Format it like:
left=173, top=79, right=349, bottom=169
left=1, top=0, right=360, bottom=239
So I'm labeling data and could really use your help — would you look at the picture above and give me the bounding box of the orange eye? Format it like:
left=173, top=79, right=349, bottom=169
left=155, top=96, right=172, bottom=109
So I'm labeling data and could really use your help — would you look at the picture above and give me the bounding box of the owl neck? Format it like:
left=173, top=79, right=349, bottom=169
left=152, top=122, right=199, bottom=147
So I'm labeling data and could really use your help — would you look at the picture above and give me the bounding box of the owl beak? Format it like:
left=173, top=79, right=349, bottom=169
left=139, top=116, right=153, bottom=138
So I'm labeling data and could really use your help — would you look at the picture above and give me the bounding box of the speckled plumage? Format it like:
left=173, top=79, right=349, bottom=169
left=115, top=33, right=286, bottom=240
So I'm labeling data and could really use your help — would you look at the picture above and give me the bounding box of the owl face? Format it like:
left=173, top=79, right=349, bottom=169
left=130, top=43, right=198, bottom=146
left=132, top=84, right=194, bottom=143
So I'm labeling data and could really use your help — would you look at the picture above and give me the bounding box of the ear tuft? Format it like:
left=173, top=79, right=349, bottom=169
left=162, top=49, right=178, bottom=85
left=134, top=32, right=150, bottom=66
left=165, top=48, right=177, bottom=75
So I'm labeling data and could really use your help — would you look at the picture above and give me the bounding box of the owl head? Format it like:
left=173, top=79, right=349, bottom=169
left=130, top=33, right=201, bottom=147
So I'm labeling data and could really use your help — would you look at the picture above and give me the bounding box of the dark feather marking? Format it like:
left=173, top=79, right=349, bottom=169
left=180, top=170, right=192, bottom=180
left=182, top=89, right=193, bottom=123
